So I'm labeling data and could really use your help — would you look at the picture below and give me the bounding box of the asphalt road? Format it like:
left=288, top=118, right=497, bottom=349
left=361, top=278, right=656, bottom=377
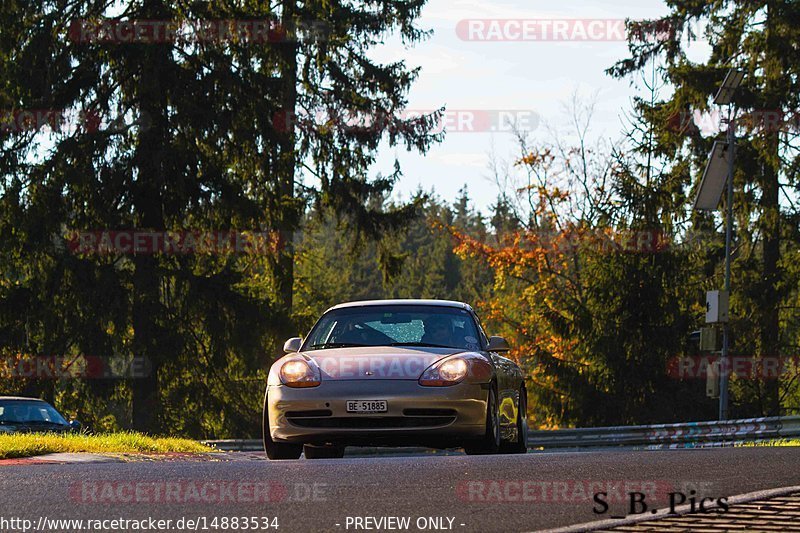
left=1, top=447, right=800, bottom=532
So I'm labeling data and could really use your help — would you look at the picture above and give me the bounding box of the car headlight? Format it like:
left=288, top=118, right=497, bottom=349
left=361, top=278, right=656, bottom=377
left=279, top=358, right=321, bottom=388
left=419, top=354, right=492, bottom=386
left=439, top=358, right=468, bottom=381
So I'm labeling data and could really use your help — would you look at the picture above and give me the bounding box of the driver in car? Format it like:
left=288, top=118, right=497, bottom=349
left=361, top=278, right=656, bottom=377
left=4, top=404, right=27, bottom=423
left=421, top=316, right=455, bottom=347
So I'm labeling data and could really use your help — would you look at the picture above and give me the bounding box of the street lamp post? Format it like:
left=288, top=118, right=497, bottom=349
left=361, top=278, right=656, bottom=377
left=693, top=68, right=743, bottom=420
left=714, top=69, right=743, bottom=421
left=718, top=105, right=735, bottom=420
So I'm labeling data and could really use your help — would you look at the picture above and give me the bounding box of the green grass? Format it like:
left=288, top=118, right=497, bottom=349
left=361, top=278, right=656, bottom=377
left=739, top=439, right=800, bottom=447
left=0, top=432, right=216, bottom=460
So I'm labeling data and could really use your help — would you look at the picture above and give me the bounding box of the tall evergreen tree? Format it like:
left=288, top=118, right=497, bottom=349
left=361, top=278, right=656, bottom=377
left=609, top=2, right=800, bottom=416
left=0, top=0, right=439, bottom=433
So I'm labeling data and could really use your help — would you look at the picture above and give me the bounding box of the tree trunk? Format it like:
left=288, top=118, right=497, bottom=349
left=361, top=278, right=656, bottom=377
left=131, top=0, right=168, bottom=433
left=759, top=0, right=782, bottom=416
left=274, top=0, right=298, bottom=326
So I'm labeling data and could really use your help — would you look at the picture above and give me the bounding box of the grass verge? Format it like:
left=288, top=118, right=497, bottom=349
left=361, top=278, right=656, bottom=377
left=0, top=432, right=215, bottom=460
left=739, top=439, right=800, bottom=447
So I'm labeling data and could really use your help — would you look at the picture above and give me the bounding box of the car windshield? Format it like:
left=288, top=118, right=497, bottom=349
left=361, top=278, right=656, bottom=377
left=0, top=400, right=68, bottom=425
left=303, top=305, right=483, bottom=351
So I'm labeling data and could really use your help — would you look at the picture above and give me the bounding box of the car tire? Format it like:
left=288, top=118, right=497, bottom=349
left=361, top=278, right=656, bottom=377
left=464, top=386, right=501, bottom=455
left=263, top=391, right=302, bottom=460
left=500, top=387, right=528, bottom=454
left=303, top=444, right=345, bottom=459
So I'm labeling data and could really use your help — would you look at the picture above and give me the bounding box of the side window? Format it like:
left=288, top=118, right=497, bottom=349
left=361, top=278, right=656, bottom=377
left=304, top=319, right=336, bottom=348
left=472, top=313, right=490, bottom=349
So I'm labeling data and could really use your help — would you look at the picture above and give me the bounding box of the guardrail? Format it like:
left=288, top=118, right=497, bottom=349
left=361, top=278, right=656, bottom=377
left=526, top=415, right=800, bottom=449
left=200, top=440, right=440, bottom=455
left=203, top=415, right=800, bottom=452
left=202, top=439, right=262, bottom=452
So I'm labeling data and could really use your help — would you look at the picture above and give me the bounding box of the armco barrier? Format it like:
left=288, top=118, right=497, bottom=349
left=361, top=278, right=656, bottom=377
left=200, top=440, right=437, bottom=455
left=203, top=415, right=800, bottom=452
left=202, top=439, right=262, bottom=451
left=526, top=415, right=800, bottom=448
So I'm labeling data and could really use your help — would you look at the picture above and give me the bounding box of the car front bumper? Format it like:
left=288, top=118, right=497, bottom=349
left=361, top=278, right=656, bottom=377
left=267, top=380, right=488, bottom=446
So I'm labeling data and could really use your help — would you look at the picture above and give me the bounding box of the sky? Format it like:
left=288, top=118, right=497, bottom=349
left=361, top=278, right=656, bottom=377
left=367, top=0, right=679, bottom=214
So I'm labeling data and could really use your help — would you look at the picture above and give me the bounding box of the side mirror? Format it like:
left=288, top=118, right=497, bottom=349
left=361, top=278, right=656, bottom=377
left=487, top=335, right=510, bottom=352
left=283, top=337, right=302, bottom=353
left=69, top=420, right=82, bottom=431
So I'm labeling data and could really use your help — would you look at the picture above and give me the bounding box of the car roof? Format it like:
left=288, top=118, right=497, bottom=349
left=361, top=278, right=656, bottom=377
left=0, top=396, right=47, bottom=402
left=327, top=299, right=472, bottom=313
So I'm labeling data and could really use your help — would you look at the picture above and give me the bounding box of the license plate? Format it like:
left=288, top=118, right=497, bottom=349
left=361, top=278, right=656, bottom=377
left=346, top=400, right=388, bottom=413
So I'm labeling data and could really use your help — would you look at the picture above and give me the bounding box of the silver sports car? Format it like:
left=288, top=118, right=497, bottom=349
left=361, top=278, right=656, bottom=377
left=263, top=299, right=528, bottom=459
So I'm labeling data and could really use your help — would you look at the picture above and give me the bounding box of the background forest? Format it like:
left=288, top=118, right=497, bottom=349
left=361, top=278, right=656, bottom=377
left=1, top=1, right=799, bottom=437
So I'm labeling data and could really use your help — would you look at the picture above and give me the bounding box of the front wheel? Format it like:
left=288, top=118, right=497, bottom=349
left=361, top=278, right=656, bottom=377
left=500, top=387, right=528, bottom=454
left=464, top=387, right=500, bottom=455
left=263, top=392, right=302, bottom=460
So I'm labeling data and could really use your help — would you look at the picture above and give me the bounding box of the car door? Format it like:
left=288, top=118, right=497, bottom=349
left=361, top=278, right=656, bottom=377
left=471, top=311, right=520, bottom=430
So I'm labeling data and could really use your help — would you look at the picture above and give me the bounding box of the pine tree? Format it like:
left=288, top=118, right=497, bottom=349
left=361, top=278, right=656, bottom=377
left=609, top=2, right=800, bottom=416
left=0, top=0, right=440, bottom=433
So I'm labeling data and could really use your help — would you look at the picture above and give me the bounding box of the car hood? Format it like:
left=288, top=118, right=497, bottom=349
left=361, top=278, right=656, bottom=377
left=303, top=346, right=464, bottom=380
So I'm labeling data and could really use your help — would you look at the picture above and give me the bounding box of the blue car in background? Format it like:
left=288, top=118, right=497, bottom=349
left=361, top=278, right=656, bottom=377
left=0, top=396, right=81, bottom=434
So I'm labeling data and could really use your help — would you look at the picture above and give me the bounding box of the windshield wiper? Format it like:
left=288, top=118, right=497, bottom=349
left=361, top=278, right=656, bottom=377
left=17, top=420, right=65, bottom=426
left=389, top=342, right=455, bottom=349
left=308, top=342, right=369, bottom=349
